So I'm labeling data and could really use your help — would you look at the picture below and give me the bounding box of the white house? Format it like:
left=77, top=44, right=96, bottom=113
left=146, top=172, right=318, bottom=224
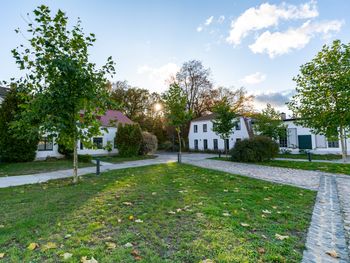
left=188, top=114, right=250, bottom=151
left=35, top=110, right=133, bottom=160
left=280, top=118, right=349, bottom=155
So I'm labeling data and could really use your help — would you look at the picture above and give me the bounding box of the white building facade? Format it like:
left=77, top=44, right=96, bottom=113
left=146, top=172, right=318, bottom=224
left=188, top=114, right=250, bottom=151
left=35, top=110, right=133, bottom=160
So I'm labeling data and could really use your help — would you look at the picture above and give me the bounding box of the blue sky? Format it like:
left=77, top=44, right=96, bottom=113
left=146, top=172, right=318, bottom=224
left=1, top=0, right=350, bottom=111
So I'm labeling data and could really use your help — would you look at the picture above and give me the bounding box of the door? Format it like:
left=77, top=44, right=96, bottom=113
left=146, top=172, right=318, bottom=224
left=224, top=139, right=229, bottom=151
left=298, top=135, right=312, bottom=149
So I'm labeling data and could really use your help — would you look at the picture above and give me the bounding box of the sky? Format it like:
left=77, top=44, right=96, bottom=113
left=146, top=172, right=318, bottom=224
left=1, top=0, right=350, bottom=113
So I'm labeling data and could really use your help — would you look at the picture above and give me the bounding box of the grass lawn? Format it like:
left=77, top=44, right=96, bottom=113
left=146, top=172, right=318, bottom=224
left=277, top=153, right=342, bottom=160
left=212, top=157, right=350, bottom=175
left=0, top=163, right=315, bottom=262
left=96, top=155, right=157, bottom=164
left=0, top=159, right=93, bottom=177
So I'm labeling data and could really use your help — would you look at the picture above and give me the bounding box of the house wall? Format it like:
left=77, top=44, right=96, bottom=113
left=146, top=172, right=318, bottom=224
left=281, top=120, right=349, bottom=155
left=188, top=117, right=250, bottom=151
left=35, top=126, right=119, bottom=160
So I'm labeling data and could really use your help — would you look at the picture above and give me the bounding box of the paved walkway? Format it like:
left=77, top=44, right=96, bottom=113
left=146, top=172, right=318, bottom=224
left=1, top=153, right=350, bottom=262
left=274, top=157, right=349, bottom=164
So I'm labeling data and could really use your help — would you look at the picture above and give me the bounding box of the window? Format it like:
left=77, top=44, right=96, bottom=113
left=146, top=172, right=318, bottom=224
left=203, top=139, right=208, bottom=150
left=38, top=137, right=53, bottom=151
left=279, top=137, right=287, bottom=148
left=225, top=139, right=229, bottom=151
left=235, top=121, right=241, bottom=130
left=93, top=137, right=103, bottom=149
left=328, top=140, right=339, bottom=148
left=194, top=139, right=198, bottom=150
left=203, top=124, right=207, bottom=132
left=80, top=141, right=84, bottom=150
left=213, top=139, right=218, bottom=150
left=194, top=125, right=198, bottom=133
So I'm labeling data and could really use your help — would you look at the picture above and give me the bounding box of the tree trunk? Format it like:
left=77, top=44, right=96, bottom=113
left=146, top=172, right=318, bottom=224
left=177, top=128, right=182, bottom=163
left=73, top=138, right=78, bottom=183
left=339, top=126, right=347, bottom=163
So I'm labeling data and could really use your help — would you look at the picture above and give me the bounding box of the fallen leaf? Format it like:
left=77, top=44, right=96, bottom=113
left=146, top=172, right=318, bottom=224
left=123, top=202, right=133, bottom=206
left=131, top=249, right=142, bottom=260
left=272, top=206, right=277, bottom=209
left=81, top=256, right=98, bottom=263
left=326, top=250, right=339, bottom=258
left=129, top=215, right=134, bottom=221
left=240, top=223, right=250, bottom=227
left=224, top=189, right=228, bottom=192
left=176, top=208, right=182, bottom=212
left=64, top=234, right=72, bottom=239
left=275, top=234, right=289, bottom=240
left=222, top=212, right=230, bottom=217
left=151, top=192, right=157, bottom=195
left=27, top=242, right=39, bottom=251
left=261, top=234, right=267, bottom=239
left=124, top=242, right=133, bottom=248
left=42, top=242, right=57, bottom=251
left=258, top=247, right=266, bottom=254
left=262, top=210, right=271, bottom=214
left=105, top=242, right=116, bottom=249
left=168, top=211, right=176, bottom=215
left=117, top=218, right=122, bottom=223
left=135, top=219, right=143, bottom=223
left=62, top=252, right=73, bottom=260
left=0, top=253, right=5, bottom=258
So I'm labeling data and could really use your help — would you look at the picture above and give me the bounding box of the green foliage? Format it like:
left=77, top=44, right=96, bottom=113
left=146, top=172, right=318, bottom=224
left=139, top=131, right=158, bottom=155
left=288, top=40, right=350, bottom=159
left=0, top=87, right=39, bottom=162
left=104, top=141, right=113, bottom=153
left=115, top=124, right=143, bottom=157
left=230, top=136, right=279, bottom=162
left=10, top=5, right=115, bottom=176
left=212, top=98, right=237, bottom=140
left=163, top=83, right=192, bottom=153
left=253, top=104, right=286, bottom=140
left=77, top=154, right=92, bottom=163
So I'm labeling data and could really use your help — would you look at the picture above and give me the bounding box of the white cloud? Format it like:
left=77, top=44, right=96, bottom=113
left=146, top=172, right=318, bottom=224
left=249, top=20, right=343, bottom=58
left=226, top=1, right=318, bottom=45
left=205, top=16, right=214, bottom=26
left=137, top=63, right=180, bottom=92
left=197, top=26, right=203, bottom=32
left=241, top=72, right=266, bottom=85
left=217, top=15, right=225, bottom=24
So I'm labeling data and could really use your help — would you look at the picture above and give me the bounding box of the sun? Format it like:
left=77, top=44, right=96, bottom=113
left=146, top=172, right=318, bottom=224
left=154, top=103, right=162, bottom=112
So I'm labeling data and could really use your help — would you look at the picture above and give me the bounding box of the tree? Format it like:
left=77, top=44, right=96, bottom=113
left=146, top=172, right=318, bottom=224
left=212, top=98, right=237, bottom=155
left=253, top=104, right=286, bottom=140
left=163, top=83, right=192, bottom=162
left=115, top=123, right=143, bottom=157
left=288, top=40, right=350, bottom=162
left=0, top=87, right=39, bottom=162
left=11, top=5, right=115, bottom=182
left=174, top=60, right=213, bottom=117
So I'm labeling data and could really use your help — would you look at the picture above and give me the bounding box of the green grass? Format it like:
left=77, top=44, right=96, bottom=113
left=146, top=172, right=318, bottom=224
left=96, top=155, right=157, bottom=164
left=0, top=159, right=93, bottom=177
left=277, top=153, right=342, bottom=160
left=212, top=157, right=350, bottom=175
left=0, top=163, right=315, bottom=262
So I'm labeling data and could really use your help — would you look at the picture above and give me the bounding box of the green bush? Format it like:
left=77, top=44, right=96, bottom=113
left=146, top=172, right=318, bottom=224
left=139, top=131, right=158, bottom=155
left=158, top=141, right=173, bottom=151
left=115, top=123, right=143, bottom=157
left=0, top=88, right=39, bottom=163
left=230, top=136, right=279, bottom=162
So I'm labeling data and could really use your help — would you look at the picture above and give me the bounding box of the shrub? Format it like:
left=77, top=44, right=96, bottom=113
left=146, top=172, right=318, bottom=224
left=158, top=141, right=173, bottom=151
left=78, top=154, right=92, bottom=163
left=115, top=123, right=143, bottom=157
left=0, top=88, right=39, bottom=163
left=230, top=136, right=279, bottom=162
left=139, top=132, right=158, bottom=155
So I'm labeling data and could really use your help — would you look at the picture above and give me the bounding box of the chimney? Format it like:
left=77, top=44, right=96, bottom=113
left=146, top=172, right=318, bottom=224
left=280, top=112, right=286, bottom=120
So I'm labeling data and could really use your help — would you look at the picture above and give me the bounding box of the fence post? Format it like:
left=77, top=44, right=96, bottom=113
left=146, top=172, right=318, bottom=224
left=96, top=158, right=100, bottom=176
left=307, top=152, right=312, bottom=162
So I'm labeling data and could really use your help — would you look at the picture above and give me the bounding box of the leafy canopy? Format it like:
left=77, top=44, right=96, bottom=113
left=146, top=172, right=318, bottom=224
left=288, top=40, right=350, bottom=140
left=11, top=5, right=115, bottom=150
left=253, top=104, right=286, bottom=140
left=212, top=98, right=237, bottom=140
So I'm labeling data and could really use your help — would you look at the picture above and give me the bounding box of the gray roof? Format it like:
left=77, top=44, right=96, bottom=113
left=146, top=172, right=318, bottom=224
left=191, top=113, right=217, bottom=122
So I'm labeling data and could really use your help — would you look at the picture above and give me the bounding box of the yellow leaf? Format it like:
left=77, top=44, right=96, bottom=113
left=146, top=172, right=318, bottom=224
left=62, top=252, right=73, bottom=260
left=240, top=223, right=250, bottom=227
left=105, top=242, right=116, bottom=249
left=27, top=242, right=39, bottom=251
left=262, top=209, right=272, bottom=214
left=275, top=233, right=289, bottom=240
left=129, top=215, right=134, bottom=220
left=42, top=242, right=57, bottom=251
left=0, top=253, right=5, bottom=258
left=326, top=250, right=339, bottom=258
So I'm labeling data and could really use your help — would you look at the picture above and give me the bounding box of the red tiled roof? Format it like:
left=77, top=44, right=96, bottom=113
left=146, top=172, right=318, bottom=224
left=99, top=110, right=133, bottom=126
